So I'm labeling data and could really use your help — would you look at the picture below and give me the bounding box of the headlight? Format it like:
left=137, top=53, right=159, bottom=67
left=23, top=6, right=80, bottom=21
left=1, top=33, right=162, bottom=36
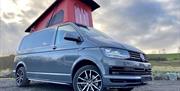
left=101, top=48, right=130, bottom=59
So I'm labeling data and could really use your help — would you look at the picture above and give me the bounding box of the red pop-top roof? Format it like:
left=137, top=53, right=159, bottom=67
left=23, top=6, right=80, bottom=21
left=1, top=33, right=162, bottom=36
left=25, top=0, right=100, bottom=32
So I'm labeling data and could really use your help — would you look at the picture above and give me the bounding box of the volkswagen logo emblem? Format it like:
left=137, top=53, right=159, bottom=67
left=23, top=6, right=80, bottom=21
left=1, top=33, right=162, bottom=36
left=140, top=54, right=146, bottom=61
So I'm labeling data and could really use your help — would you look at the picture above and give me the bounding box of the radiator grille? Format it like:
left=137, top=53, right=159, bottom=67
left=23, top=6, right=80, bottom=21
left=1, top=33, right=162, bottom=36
left=128, top=51, right=147, bottom=62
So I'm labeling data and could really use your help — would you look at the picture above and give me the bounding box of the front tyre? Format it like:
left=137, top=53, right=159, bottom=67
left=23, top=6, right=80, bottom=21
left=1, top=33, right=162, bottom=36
left=73, top=65, right=104, bottom=91
left=15, top=67, right=30, bottom=87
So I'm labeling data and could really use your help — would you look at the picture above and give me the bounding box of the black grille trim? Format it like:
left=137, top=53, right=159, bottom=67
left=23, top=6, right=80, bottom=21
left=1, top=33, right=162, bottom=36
left=110, top=79, right=142, bottom=83
left=127, top=51, right=148, bottom=62
left=109, top=67, right=152, bottom=76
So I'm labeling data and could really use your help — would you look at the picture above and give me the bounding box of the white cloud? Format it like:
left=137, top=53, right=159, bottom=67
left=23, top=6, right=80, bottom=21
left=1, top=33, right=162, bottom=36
left=0, top=0, right=54, bottom=56
left=0, top=0, right=179, bottom=55
left=93, top=0, right=180, bottom=54
left=0, top=0, right=31, bottom=23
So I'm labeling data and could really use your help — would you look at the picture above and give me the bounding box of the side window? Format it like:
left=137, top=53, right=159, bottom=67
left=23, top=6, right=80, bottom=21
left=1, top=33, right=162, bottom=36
left=20, top=29, right=55, bottom=50
left=48, top=10, right=64, bottom=26
left=34, top=30, right=54, bottom=47
left=56, top=25, right=79, bottom=47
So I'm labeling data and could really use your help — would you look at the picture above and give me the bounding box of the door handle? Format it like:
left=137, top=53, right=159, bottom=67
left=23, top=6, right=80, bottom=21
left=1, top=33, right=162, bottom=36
left=53, top=46, right=57, bottom=50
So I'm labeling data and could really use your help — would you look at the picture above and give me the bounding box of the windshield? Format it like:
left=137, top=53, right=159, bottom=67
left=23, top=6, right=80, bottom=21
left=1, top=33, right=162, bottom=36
left=79, top=27, right=111, bottom=39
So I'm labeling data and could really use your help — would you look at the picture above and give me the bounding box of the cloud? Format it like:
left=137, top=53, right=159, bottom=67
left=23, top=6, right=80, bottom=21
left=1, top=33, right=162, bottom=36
left=0, top=0, right=179, bottom=55
left=0, top=17, right=26, bottom=54
left=93, top=0, right=180, bottom=53
left=0, top=0, right=54, bottom=55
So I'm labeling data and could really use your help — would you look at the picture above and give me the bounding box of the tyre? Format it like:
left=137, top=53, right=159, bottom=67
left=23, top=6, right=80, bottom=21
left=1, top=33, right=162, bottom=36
left=15, top=67, right=30, bottom=87
left=73, top=65, right=104, bottom=91
left=117, top=88, right=134, bottom=91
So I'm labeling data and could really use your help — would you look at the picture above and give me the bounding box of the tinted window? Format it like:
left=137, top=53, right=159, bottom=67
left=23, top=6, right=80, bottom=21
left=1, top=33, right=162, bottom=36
left=56, top=25, right=79, bottom=48
left=20, top=29, right=55, bottom=50
left=48, top=10, right=64, bottom=26
left=79, top=27, right=111, bottom=39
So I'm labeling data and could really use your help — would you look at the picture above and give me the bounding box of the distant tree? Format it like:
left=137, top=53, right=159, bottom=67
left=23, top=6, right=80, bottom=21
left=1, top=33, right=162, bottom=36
left=158, top=50, right=161, bottom=54
left=162, top=49, right=166, bottom=54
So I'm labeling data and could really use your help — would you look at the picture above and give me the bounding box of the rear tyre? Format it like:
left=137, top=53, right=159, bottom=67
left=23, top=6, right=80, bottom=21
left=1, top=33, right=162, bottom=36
left=73, top=65, right=104, bottom=91
left=117, top=88, right=134, bottom=91
left=15, top=67, right=30, bottom=87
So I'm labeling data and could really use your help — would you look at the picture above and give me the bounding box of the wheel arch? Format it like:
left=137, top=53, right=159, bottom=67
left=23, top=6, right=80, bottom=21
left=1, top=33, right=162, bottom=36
left=15, top=61, right=27, bottom=72
left=71, top=57, right=105, bottom=80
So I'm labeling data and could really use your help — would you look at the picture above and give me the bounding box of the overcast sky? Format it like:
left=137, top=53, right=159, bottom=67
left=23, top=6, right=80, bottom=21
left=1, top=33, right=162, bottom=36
left=0, top=0, right=180, bottom=56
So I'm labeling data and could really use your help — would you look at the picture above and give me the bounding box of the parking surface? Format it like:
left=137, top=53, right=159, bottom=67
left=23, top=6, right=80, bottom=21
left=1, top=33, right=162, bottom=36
left=0, top=78, right=180, bottom=91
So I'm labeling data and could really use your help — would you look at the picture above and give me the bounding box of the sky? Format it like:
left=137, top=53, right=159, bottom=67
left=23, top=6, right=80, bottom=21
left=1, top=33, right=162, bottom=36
left=0, top=0, right=180, bottom=56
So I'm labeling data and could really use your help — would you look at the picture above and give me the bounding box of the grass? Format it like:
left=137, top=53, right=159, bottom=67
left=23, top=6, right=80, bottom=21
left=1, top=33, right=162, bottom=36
left=0, top=55, right=14, bottom=71
left=150, top=61, right=180, bottom=72
left=152, top=66, right=180, bottom=72
left=147, top=53, right=180, bottom=72
left=147, top=53, right=180, bottom=61
left=150, top=60, right=180, bottom=67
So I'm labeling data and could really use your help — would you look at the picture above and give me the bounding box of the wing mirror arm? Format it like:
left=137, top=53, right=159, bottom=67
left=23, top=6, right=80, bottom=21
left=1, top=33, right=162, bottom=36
left=64, top=33, right=82, bottom=42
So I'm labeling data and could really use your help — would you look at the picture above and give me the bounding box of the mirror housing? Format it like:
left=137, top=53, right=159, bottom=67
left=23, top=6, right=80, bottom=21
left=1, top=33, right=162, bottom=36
left=64, top=32, right=82, bottom=42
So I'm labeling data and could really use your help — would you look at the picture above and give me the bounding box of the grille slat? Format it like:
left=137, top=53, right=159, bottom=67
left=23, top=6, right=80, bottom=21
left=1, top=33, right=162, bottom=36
left=128, top=51, right=147, bottom=62
left=109, top=67, right=152, bottom=76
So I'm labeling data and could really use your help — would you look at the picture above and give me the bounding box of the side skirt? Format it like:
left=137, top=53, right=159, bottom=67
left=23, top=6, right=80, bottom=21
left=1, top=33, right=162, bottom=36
left=29, top=78, right=71, bottom=85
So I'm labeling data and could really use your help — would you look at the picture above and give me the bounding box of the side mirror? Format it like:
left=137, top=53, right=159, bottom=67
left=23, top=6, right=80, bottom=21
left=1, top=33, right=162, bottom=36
left=64, top=32, right=81, bottom=42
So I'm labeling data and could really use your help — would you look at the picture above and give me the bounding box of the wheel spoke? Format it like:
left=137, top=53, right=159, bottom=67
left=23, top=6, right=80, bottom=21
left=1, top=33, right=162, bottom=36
left=93, top=80, right=102, bottom=83
left=90, top=85, right=95, bottom=91
left=17, top=76, right=22, bottom=84
left=16, top=77, right=20, bottom=82
left=78, top=77, right=86, bottom=82
left=89, top=70, right=92, bottom=79
left=92, top=74, right=99, bottom=81
left=86, top=85, right=90, bottom=91
left=20, top=72, right=23, bottom=76
left=20, top=76, right=24, bottom=81
left=77, top=82, right=87, bottom=85
left=84, top=71, right=88, bottom=79
left=82, top=84, right=88, bottom=91
left=16, top=72, right=20, bottom=77
left=92, top=83, right=100, bottom=91
left=20, top=78, right=23, bottom=83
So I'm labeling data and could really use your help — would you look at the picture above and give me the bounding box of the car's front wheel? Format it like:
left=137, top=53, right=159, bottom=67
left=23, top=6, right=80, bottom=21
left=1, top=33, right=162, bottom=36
left=73, top=65, right=104, bottom=91
left=15, top=67, right=30, bottom=87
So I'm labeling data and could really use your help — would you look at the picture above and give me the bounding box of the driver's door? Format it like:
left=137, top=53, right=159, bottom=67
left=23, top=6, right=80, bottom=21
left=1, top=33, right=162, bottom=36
left=49, top=24, right=81, bottom=83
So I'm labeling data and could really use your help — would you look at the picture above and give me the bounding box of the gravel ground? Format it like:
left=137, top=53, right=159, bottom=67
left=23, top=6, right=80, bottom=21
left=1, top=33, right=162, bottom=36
left=0, top=78, right=180, bottom=91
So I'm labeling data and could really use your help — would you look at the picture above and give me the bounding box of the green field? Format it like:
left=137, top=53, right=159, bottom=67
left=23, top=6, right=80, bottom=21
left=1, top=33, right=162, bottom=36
left=0, top=55, right=14, bottom=71
left=147, top=53, right=180, bottom=72
left=148, top=53, right=180, bottom=61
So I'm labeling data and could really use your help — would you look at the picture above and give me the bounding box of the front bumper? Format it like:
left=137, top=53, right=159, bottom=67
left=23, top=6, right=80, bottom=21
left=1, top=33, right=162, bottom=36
left=101, top=57, right=152, bottom=88
left=103, top=75, right=152, bottom=88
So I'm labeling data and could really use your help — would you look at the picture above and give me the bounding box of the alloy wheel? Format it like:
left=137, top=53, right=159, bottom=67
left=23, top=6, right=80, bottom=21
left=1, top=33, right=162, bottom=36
left=16, top=68, right=24, bottom=85
left=77, top=70, right=102, bottom=91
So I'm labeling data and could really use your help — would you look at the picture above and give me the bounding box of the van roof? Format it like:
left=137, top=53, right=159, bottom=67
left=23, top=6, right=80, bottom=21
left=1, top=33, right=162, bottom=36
left=25, top=0, right=100, bottom=33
